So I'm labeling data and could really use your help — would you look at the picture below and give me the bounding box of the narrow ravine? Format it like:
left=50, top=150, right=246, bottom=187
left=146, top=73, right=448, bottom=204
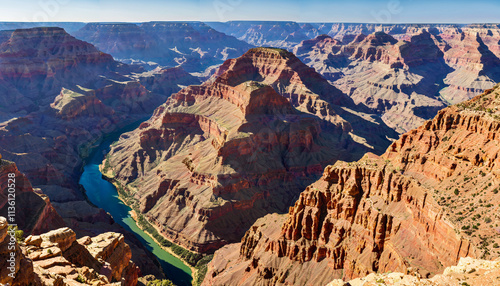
left=79, top=121, right=193, bottom=286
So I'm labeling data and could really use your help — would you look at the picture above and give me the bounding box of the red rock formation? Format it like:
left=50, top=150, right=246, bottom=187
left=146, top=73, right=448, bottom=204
left=203, top=84, right=500, bottom=286
left=51, top=88, right=115, bottom=120
left=0, top=27, right=121, bottom=108
left=105, top=47, right=393, bottom=253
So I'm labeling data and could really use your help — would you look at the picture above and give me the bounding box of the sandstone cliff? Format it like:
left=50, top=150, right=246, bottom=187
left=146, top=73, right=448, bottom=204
left=0, top=160, right=65, bottom=235
left=203, top=84, right=500, bottom=285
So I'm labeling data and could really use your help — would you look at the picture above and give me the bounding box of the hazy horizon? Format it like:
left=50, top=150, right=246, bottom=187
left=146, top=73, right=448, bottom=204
left=0, top=0, right=498, bottom=24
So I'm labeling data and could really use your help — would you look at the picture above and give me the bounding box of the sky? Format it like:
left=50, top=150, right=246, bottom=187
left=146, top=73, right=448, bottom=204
left=0, top=0, right=499, bottom=23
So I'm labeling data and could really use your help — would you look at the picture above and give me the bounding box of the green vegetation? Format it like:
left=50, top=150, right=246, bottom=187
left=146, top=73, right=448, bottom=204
left=112, top=177, right=214, bottom=285
left=75, top=275, right=85, bottom=283
left=147, top=280, right=176, bottom=286
left=8, top=226, right=24, bottom=243
left=194, top=255, right=214, bottom=286
left=101, top=153, right=113, bottom=175
left=47, top=249, right=52, bottom=254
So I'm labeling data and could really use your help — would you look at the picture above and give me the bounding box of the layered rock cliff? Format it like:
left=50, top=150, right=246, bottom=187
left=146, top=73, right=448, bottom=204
left=294, top=31, right=450, bottom=133
left=203, top=84, right=500, bottom=285
left=104, top=47, right=395, bottom=253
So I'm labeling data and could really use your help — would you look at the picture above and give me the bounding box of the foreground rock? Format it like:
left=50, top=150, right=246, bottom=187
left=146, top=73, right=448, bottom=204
left=26, top=227, right=139, bottom=285
left=0, top=217, right=140, bottom=285
left=203, top=84, right=500, bottom=285
left=327, top=257, right=500, bottom=286
left=0, top=217, right=37, bottom=286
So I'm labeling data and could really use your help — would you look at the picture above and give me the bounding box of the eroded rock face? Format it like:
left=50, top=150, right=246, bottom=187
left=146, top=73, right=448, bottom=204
left=203, top=84, right=500, bottom=285
left=0, top=27, right=184, bottom=278
left=0, top=27, right=121, bottom=113
left=105, top=47, right=395, bottom=253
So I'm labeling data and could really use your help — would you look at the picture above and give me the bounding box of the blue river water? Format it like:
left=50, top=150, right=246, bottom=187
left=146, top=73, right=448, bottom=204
left=79, top=122, right=193, bottom=285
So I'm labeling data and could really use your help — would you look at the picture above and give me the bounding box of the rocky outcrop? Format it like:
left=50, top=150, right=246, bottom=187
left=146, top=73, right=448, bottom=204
left=203, top=84, right=500, bottom=285
left=25, top=227, right=139, bottom=285
left=0, top=217, right=37, bottom=286
left=327, top=257, right=500, bottom=286
left=51, top=88, right=115, bottom=120
left=105, top=47, right=395, bottom=253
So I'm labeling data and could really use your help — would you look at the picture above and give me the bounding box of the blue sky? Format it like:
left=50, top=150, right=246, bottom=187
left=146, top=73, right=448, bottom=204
left=0, top=0, right=499, bottom=23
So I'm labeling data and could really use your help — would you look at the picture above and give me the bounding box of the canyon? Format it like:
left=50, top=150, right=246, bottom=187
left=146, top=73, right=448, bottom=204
left=0, top=20, right=500, bottom=286
left=210, top=22, right=500, bottom=133
left=0, top=160, right=140, bottom=285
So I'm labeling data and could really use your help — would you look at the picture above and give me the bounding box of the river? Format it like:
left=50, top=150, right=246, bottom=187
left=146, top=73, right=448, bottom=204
left=79, top=121, right=193, bottom=286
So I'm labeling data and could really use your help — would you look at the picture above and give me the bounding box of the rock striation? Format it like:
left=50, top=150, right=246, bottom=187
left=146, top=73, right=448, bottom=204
left=0, top=160, right=65, bottom=235
left=203, top=84, right=500, bottom=285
